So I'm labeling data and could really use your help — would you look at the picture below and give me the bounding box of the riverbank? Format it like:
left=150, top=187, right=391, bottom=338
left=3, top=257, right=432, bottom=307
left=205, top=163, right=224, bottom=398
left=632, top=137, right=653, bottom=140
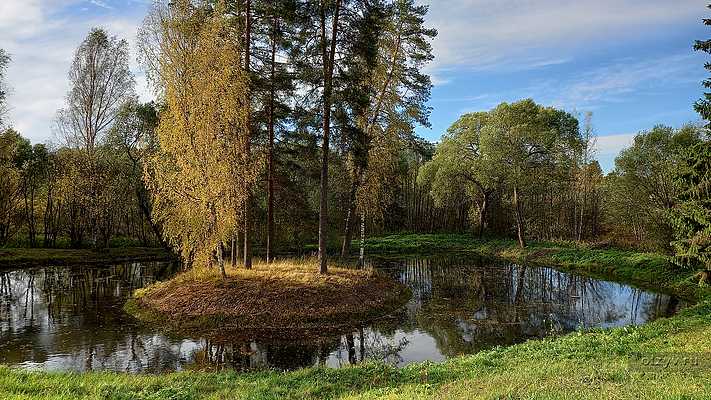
left=126, top=258, right=410, bottom=337
left=364, top=233, right=705, bottom=301
left=0, top=247, right=171, bottom=268
left=1, top=234, right=709, bottom=399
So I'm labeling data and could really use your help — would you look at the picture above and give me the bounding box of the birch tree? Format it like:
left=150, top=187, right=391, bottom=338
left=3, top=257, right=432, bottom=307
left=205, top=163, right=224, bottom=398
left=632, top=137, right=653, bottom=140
left=141, top=0, right=256, bottom=275
left=0, top=49, right=9, bottom=128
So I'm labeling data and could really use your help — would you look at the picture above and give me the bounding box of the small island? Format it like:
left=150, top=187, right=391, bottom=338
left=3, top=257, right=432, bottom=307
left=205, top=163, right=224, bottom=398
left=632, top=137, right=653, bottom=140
left=126, top=259, right=410, bottom=337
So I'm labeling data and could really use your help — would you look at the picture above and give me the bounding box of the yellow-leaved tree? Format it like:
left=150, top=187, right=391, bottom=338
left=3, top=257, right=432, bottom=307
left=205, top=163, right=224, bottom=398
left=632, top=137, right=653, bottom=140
left=140, top=0, right=257, bottom=277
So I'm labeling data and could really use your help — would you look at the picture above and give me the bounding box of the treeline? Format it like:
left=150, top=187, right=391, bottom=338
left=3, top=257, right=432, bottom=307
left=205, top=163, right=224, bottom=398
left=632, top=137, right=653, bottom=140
left=0, top=0, right=439, bottom=272
left=1, top=1, right=709, bottom=274
left=0, top=114, right=162, bottom=249
left=417, top=103, right=709, bottom=256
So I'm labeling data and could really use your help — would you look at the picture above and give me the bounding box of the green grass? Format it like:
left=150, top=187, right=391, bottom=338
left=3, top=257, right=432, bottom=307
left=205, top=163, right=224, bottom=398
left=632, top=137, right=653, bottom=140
left=0, top=247, right=171, bottom=268
left=1, top=233, right=710, bottom=399
left=363, top=233, right=704, bottom=301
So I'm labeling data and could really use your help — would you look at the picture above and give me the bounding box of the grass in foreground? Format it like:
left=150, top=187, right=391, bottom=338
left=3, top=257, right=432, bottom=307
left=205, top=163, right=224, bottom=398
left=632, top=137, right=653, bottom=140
left=0, top=247, right=171, bottom=268
left=1, top=303, right=709, bottom=399
left=2, top=234, right=710, bottom=400
left=127, top=258, right=410, bottom=335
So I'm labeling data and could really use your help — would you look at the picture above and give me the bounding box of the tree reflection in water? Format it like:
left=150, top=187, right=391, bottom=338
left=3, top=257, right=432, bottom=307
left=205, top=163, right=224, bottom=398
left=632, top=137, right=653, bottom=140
left=0, top=256, right=686, bottom=372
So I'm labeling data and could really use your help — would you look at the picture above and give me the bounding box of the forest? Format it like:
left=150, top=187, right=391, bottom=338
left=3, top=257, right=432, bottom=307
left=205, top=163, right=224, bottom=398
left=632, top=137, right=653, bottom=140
left=0, top=0, right=709, bottom=274
left=0, top=1, right=710, bottom=398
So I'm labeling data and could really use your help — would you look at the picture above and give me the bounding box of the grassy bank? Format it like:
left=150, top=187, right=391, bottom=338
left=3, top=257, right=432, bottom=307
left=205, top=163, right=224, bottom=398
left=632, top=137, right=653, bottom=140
left=364, top=233, right=705, bottom=301
left=1, top=234, right=709, bottom=399
left=126, top=258, right=410, bottom=337
left=0, top=247, right=171, bottom=268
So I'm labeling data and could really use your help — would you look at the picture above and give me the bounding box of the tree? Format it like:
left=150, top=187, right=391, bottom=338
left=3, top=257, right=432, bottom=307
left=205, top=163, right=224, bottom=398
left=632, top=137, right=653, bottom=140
left=669, top=141, right=711, bottom=272
left=339, top=0, right=435, bottom=258
left=480, top=99, right=582, bottom=248
left=0, top=49, right=9, bottom=128
left=21, top=144, right=50, bottom=247
left=0, top=129, right=29, bottom=245
left=419, top=112, right=498, bottom=239
left=54, top=28, right=135, bottom=248
left=694, top=4, right=711, bottom=127
left=141, top=0, right=256, bottom=276
left=252, top=0, right=299, bottom=264
left=56, top=29, right=135, bottom=154
left=109, top=101, right=165, bottom=247
left=608, top=125, right=705, bottom=250
left=316, top=0, right=343, bottom=274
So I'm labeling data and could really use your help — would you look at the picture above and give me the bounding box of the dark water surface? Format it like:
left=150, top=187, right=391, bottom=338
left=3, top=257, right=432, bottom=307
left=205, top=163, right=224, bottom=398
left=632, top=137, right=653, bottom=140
left=0, top=255, right=686, bottom=373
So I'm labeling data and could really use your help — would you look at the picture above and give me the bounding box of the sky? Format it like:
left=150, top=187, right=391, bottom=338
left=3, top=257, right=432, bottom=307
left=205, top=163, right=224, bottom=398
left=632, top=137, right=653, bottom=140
left=0, top=0, right=708, bottom=171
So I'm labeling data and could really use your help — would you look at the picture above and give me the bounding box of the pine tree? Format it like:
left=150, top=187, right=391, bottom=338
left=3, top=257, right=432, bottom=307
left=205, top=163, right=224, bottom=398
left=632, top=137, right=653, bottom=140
left=694, top=5, right=711, bottom=127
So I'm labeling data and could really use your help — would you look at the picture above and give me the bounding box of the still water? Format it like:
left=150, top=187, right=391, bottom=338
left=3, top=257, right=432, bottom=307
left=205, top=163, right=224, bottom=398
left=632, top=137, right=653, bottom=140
left=0, top=255, right=685, bottom=373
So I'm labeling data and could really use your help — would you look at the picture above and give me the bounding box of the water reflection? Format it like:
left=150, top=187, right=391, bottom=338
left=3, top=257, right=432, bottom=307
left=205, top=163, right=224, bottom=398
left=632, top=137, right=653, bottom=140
left=0, top=255, right=685, bottom=372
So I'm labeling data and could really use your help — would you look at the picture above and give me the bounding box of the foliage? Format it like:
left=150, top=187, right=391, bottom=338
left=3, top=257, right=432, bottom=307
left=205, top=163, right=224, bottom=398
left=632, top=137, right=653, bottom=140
left=670, top=141, right=711, bottom=270
left=694, top=4, right=711, bottom=127
left=420, top=99, right=588, bottom=247
left=142, top=0, right=257, bottom=268
left=605, top=125, right=706, bottom=251
left=418, top=112, right=497, bottom=237
left=0, top=129, right=29, bottom=245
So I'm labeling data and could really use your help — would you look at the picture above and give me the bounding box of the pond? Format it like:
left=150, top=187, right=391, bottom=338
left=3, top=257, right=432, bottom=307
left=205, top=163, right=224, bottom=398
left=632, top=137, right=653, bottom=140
left=0, top=255, right=686, bottom=373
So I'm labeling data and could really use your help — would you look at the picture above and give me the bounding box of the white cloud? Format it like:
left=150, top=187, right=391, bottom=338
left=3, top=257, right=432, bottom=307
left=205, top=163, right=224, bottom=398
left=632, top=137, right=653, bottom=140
left=595, top=133, right=635, bottom=157
left=0, top=0, right=45, bottom=38
left=553, top=54, right=701, bottom=107
left=594, top=132, right=637, bottom=171
left=420, top=0, right=703, bottom=74
left=0, top=0, right=149, bottom=143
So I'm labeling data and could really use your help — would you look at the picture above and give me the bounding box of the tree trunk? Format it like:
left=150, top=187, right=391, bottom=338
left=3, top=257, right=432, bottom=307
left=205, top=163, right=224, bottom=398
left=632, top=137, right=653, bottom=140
left=236, top=230, right=242, bottom=265
left=136, top=185, right=167, bottom=249
left=43, top=184, right=53, bottom=248
left=243, top=215, right=252, bottom=269
left=231, top=234, right=237, bottom=268
left=217, top=244, right=226, bottom=280
left=478, top=192, right=489, bottom=239
left=266, top=16, right=277, bottom=264
left=513, top=185, right=526, bottom=248
left=359, top=213, right=365, bottom=267
left=317, top=0, right=341, bottom=274
left=340, top=178, right=357, bottom=258
left=243, top=0, right=253, bottom=270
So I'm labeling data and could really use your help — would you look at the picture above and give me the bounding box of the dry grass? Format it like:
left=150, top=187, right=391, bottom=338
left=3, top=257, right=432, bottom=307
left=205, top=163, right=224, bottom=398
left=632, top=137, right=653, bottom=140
left=128, top=257, right=410, bottom=336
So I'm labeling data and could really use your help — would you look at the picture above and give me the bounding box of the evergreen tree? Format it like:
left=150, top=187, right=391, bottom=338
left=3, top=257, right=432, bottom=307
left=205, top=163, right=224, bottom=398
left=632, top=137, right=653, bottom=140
left=694, top=4, right=711, bottom=127
left=670, top=141, right=711, bottom=273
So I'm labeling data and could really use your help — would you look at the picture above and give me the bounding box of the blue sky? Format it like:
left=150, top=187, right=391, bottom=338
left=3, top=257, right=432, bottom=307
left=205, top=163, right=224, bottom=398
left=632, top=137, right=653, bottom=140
left=0, top=0, right=708, bottom=171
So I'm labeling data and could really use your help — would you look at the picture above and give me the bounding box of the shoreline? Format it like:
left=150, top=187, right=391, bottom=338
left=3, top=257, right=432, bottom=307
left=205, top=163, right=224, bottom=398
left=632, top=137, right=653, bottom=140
left=1, top=234, right=709, bottom=399
left=0, top=247, right=172, bottom=268
left=363, top=234, right=704, bottom=301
